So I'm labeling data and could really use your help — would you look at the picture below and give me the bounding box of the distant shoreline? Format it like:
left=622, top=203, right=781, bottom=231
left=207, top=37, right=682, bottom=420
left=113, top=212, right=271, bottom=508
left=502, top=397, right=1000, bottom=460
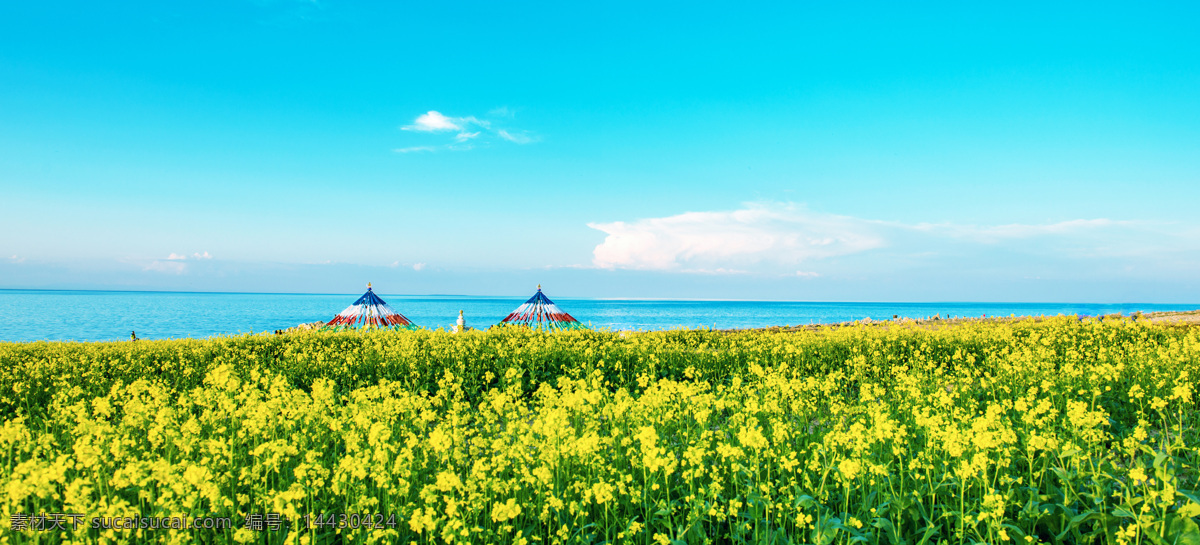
left=724, top=308, right=1200, bottom=333
left=1, top=288, right=1197, bottom=306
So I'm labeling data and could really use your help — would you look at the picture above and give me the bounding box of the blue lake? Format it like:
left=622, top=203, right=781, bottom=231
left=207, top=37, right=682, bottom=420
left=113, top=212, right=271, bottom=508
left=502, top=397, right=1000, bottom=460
left=0, top=289, right=1196, bottom=342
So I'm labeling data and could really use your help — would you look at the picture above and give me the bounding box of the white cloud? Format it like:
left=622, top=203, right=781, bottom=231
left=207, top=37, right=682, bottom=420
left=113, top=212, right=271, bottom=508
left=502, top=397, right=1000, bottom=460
left=497, top=129, right=534, bottom=144
left=394, top=146, right=437, bottom=154
left=412, top=262, right=426, bottom=271
left=402, top=111, right=462, bottom=132
left=588, top=202, right=1190, bottom=275
left=145, top=261, right=187, bottom=274
left=8, top=255, right=25, bottom=263
left=589, top=203, right=884, bottom=271
left=148, top=251, right=210, bottom=269
left=913, top=218, right=1134, bottom=243
left=396, top=109, right=535, bottom=152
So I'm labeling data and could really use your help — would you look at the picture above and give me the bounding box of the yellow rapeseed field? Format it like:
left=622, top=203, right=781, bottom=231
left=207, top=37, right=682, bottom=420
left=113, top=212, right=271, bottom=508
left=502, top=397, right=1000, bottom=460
left=1, top=317, right=1198, bottom=544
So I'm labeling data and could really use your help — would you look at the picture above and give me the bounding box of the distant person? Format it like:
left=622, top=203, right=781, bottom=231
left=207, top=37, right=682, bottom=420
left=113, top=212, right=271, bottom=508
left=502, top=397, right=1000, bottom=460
left=130, top=331, right=138, bottom=341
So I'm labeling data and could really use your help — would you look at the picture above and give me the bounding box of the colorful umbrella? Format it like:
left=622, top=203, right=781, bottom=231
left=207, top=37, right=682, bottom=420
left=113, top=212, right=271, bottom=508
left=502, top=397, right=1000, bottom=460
left=499, top=285, right=586, bottom=330
left=326, top=283, right=417, bottom=330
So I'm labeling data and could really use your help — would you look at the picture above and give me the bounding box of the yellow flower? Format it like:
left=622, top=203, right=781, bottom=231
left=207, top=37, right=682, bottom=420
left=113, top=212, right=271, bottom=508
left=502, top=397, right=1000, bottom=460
left=1171, top=383, right=1193, bottom=403
left=491, top=498, right=522, bottom=523
left=435, top=471, right=462, bottom=493
left=838, top=459, right=861, bottom=481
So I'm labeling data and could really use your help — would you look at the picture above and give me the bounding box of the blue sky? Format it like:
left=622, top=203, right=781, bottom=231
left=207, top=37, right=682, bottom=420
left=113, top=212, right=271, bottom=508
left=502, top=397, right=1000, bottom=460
left=1, top=1, right=1198, bottom=301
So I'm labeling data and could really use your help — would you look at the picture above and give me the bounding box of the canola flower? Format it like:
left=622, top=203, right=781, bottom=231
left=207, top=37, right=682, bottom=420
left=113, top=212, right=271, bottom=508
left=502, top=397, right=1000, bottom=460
left=0, top=317, right=1198, bottom=544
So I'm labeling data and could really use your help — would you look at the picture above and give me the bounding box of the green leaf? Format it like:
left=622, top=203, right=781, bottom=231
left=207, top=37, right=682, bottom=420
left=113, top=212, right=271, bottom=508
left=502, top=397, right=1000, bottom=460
left=1179, top=491, right=1200, bottom=504
left=1001, top=523, right=1029, bottom=540
left=1111, top=507, right=1139, bottom=519
left=871, top=518, right=904, bottom=545
left=1165, top=514, right=1200, bottom=545
left=913, top=525, right=940, bottom=545
left=811, top=518, right=839, bottom=545
left=1055, top=511, right=1105, bottom=541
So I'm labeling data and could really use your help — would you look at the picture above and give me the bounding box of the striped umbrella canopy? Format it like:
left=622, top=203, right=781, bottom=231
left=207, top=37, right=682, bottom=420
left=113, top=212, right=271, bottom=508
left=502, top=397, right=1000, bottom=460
left=326, top=283, right=417, bottom=330
left=499, top=285, right=586, bottom=331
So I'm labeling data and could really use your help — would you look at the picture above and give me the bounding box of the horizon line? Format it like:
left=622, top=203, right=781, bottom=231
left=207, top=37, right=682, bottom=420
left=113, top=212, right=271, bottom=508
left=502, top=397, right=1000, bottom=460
left=0, top=288, right=1196, bottom=307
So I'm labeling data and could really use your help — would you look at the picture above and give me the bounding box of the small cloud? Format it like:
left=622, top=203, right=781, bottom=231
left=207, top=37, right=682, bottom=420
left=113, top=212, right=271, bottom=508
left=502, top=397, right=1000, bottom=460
left=8, top=255, right=25, bottom=263
left=389, top=260, right=400, bottom=268
left=167, top=253, right=188, bottom=260
left=396, top=109, right=536, bottom=152
left=914, top=218, right=1131, bottom=243
left=402, top=111, right=462, bottom=132
left=412, top=263, right=426, bottom=271
left=192, top=251, right=212, bottom=259
left=145, top=260, right=188, bottom=274
left=394, top=146, right=437, bottom=154
left=497, top=129, right=534, bottom=144
left=795, top=271, right=820, bottom=278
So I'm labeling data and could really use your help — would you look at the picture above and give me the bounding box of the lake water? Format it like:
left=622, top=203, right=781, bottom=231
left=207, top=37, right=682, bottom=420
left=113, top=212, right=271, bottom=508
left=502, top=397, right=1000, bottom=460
left=0, top=289, right=1195, bottom=342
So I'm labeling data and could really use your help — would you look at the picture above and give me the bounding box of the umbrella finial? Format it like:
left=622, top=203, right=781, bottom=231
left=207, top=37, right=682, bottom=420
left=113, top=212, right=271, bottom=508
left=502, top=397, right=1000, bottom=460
left=537, top=284, right=541, bottom=291
left=367, top=282, right=372, bottom=290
